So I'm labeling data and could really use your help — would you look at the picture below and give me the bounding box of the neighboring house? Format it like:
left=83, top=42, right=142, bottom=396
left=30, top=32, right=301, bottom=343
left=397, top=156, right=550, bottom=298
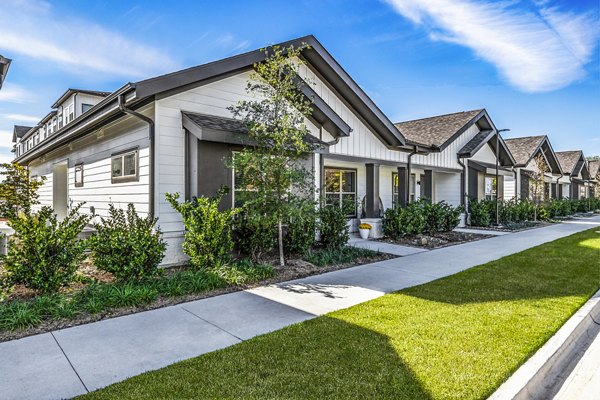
left=0, top=55, right=11, bottom=91
left=588, top=160, right=600, bottom=198
left=393, top=109, right=515, bottom=210
left=503, top=135, right=562, bottom=200
left=555, top=151, right=590, bottom=199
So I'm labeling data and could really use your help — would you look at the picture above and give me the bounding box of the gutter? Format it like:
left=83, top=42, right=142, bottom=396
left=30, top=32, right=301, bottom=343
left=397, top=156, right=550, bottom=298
left=118, top=94, right=155, bottom=219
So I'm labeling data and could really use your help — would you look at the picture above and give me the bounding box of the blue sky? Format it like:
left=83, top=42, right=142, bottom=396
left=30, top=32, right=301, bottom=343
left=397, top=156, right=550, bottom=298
left=1, top=0, right=598, bottom=164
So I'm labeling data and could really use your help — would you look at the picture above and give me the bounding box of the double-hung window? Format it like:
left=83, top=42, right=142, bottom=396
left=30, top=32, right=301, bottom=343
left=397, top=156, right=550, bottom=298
left=111, top=149, right=138, bottom=183
left=324, top=167, right=356, bottom=217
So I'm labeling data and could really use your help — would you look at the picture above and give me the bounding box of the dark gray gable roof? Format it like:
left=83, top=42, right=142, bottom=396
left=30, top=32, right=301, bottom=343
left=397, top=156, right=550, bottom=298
left=135, top=35, right=404, bottom=147
left=0, top=55, right=11, bottom=90
left=588, top=160, right=600, bottom=179
left=51, top=88, right=111, bottom=108
left=394, top=109, right=484, bottom=149
left=12, top=125, right=32, bottom=142
left=458, top=129, right=516, bottom=166
left=182, top=111, right=328, bottom=151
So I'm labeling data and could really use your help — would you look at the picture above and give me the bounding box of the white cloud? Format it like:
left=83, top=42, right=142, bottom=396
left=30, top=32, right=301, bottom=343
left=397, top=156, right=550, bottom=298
left=385, top=0, right=599, bottom=92
left=0, top=83, right=37, bottom=104
left=1, top=114, right=40, bottom=123
left=0, top=0, right=180, bottom=79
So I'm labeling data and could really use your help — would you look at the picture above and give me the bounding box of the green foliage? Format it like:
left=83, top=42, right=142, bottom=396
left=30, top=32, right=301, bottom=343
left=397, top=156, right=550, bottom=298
left=166, top=191, right=238, bottom=270
left=0, top=162, right=46, bottom=218
left=89, top=204, right=166, bottom=281
left=318, top=204, right=349, bottom=250
left=227, top=43, right=316, bottom=266
left=1, top=205, right=89, bottom=293
left=284, top=199, right=317, bottom=255
left=383, top=199, right=460, bottom=238
left=209, top=260, right=275, bottom=285
left=468, top=198, right=492, bottom=227
left=234, top=211, right=277, bottom=261
left=304, top=246, right=380, bottom=267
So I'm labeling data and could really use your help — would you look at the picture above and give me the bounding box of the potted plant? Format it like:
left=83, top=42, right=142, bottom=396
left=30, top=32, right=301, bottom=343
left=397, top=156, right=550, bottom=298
left=358, top=222, right=372, bottom=239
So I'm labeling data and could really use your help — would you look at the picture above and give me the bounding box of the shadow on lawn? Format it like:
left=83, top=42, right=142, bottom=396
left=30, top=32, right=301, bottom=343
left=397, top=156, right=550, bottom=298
left=80, top=316, right=434, bottom=400
left=400, top=233, right=600, bottom=306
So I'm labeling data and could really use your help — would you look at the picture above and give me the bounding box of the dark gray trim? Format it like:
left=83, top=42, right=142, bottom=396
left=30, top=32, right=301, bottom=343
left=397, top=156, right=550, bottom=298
left=423, top=170, right=433, bottom=201
left=396, top=167, right=408, bottom=208
left=458, top=130, right=516, bottom=166
left=364, top=163, right=380, bottom=218
left=468, top=167, right=479, bottom=200
left=0, top=55, right=11, bottom=91
left=468, top=160, right=513, bottom=176
left=51, top=88, right=111, bottom=109
left=135, top=35, right=405, bottom=147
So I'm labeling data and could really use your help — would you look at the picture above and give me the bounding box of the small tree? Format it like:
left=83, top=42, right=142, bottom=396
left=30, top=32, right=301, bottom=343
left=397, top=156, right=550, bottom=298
left=228, top=44, right=316, bottom=267
left=530, top=155, right=549, bottom=221
left=0, top=162, right=45, bottom=218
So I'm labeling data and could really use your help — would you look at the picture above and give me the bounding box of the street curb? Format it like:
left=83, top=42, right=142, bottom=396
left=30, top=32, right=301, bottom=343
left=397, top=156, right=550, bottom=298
left=489, top=288, right=600, bottom=400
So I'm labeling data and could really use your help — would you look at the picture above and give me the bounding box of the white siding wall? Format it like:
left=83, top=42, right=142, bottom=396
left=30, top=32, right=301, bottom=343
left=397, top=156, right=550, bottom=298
left=471, top=143, right=497, bottom=164
left=28, top=111, right=151, bottom=221
left=34, top=173, right=53, bottom=211
left=504, top=176, right=516, bottom=200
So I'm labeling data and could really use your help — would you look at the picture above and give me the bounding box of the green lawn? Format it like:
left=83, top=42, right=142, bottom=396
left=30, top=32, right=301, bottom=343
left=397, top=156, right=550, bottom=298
left=81, top=229, right=600, bottom=400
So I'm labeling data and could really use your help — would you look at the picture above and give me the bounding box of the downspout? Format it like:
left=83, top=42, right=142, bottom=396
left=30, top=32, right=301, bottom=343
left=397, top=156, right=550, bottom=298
left=118, top=94, right=155, bottom=219
left=457, top=156, right=467, bottom=215
left=555, top=172, right=563, bottom=199
left=406, top=145, right=418, bottom=204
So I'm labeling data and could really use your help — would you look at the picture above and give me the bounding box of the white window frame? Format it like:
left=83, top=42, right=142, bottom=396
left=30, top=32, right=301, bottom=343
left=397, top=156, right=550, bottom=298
left=111, top=148, right=139, bottom=184
left=324, top=167, right=357, bottom=217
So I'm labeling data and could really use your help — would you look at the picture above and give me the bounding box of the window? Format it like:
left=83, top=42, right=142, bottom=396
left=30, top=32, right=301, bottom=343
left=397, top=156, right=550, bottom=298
left=111, top=149, right=138, bottom=183
left=485, top=176, right=496, bottom=200
left=392, top=172, right=416, bottom=206
left=82, top=103, right=93, bottom=113
left=232, top=167, right=257, bottom=208
left=74, top=164, right=84, bottom=187
left=324, top=167, right=356, bottom=217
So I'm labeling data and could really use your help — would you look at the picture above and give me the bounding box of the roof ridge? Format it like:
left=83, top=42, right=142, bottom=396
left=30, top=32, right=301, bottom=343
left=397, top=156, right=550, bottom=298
left=394, top=109, right=483, bottom=125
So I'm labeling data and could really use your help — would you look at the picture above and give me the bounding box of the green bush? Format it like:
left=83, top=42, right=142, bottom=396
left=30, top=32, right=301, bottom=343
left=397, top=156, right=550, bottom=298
left=284, top=199, right=317, bottom=255
left=468, top=198, right=492, bottom=227
left=319, top=204, right=349, bottom=250
left=235, top=211, right=278, bottom=260
left=89, top=204, right=166, bottom=281
left=167, top=191, right=238, bottom=270
left=1, top=205, right=89, bottom=293
left=424, top=201, right=462, bottom=234
left=383, top=199, right=458, bottom=238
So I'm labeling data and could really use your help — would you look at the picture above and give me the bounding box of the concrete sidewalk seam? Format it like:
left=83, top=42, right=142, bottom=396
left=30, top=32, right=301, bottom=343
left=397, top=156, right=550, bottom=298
left=50, top=332, right=89, bottom=393
left=180, top=306, right=244, bottom=342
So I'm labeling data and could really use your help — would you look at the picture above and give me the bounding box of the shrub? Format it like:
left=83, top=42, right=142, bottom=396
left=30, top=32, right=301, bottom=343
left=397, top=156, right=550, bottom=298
left=424, top=201, right=461, bottom=234
left=235, top=211, right=278, bottom=260
left=89, top=204, right=166, bottom=281
left=167, top=191, right=238, bottom=269
left=1, top=205, right=89, bottom=293
left=319, top=204, right=349, bottom=250
left=468, top=198, right=492, bottom=227
left=284, top=199, right=317, bottom=256
left=304, top=246, right=380, bottom=267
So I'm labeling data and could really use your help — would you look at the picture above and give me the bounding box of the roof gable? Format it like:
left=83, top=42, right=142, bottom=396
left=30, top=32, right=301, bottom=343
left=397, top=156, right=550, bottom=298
left=555, top=150, right=584, bottom=176
left=12, top=125, right=32, bottom=142
left=51, top=88, right=111, bottom=108
left=394, top=109, right=485, bottom=150
left=588, top=160, right=600, bottom=179
left=504, top=135, right=561, bottom=174
left=135, top=35, right=405, bottom=147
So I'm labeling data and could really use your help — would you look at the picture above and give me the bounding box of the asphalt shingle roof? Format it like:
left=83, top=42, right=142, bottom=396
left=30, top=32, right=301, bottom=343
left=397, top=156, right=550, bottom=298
left=394, top=109, right=483, bottom=148
left=13, top=125, right=32, bottom=140
left=588, top=160, right=600, bottom=179
left=503, top=136, right=546, bottom=166
left=555, top=150, right=583, bottom=175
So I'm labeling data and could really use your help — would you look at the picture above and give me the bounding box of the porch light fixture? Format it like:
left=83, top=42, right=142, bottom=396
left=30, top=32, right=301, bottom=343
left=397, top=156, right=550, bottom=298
left=495, top=129, right=510, bottom=226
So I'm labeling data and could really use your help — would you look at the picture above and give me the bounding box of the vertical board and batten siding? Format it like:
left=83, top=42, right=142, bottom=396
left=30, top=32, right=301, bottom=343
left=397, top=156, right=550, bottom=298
left=412, top=123, right=480, bottom=170
left=471, top=143, right=497, bottom=164
left=27, top=111, right=151, bottom=221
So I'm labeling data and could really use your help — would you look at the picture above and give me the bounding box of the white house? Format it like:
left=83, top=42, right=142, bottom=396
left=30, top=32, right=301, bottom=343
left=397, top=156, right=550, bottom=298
left=555, top=151, right=590, bottom=199
left=503, top=135, right=562, bottom=200
left=11, top=35, right=516, bottom=264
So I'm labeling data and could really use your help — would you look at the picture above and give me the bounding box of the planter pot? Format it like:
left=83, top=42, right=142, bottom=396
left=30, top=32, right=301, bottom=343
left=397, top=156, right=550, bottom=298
left=359, top=228, right=370, bottom=239
left=359, top=218, right=383, bottom=238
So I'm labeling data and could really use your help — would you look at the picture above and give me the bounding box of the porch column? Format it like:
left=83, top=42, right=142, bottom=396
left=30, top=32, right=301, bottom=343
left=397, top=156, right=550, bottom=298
left=397, top=166, right=408, bottom=208
left=423, top=170, right=433, bottom=202
left=520, top=171, right=530, bottom=199
left=497, top=175, right=504, bottom=200
left=365, top=163, right=380, bottom=218
left=558, top=184, right=563, bottom=199
left=468, top=168, right=478, bottom=200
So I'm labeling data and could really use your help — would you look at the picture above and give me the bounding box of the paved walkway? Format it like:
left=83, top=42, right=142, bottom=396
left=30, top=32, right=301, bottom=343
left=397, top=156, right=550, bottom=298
left=2, top=217, right=599, bottom=400
left=347, top=234, right=427, bottom=256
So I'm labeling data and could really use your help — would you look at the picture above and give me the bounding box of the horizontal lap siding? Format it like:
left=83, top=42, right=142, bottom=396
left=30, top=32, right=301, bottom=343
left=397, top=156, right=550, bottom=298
left=27, top=112, right=151, bottom=220
left=434, top=172, right=461, bottom=206
left=33, top=173, right=53, bottom=211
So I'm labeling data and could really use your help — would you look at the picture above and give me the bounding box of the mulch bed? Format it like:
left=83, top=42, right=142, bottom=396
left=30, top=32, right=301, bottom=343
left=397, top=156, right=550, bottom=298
left=465, top=221, right=551, bottom=233
left=0, top=252, right=394, bottom=343
left=378, top=231, right=494, bottom=249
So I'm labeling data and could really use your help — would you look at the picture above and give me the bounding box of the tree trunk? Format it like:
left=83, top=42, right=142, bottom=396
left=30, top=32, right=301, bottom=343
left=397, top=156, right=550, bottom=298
left=278, top=218, right=285, bottom=267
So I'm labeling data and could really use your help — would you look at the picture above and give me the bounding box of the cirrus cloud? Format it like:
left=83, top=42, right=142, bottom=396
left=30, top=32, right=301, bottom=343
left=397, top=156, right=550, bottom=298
left=385, top=0, right=599, bottom=92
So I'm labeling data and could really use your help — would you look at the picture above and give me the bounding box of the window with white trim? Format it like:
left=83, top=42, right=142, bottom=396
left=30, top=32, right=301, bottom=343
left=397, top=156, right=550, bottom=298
left=111, top=149, right=138, bottom=183
left=232, top=164, right=257, bottom=208
left=324, top=167, right=357, bottom=217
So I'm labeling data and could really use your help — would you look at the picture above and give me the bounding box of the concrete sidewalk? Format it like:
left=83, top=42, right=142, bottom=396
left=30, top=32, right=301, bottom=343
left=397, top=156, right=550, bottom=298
left=1, top=217, right=599, bottom=400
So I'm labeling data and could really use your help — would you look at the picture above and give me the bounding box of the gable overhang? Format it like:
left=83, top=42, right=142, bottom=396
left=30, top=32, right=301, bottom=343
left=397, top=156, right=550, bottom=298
left=458, top=129, right=516, bottom=167
left=0, top=55, right=11, bottom=90
left=518, top=136, right=562, bottom=175
left=572, top=154, right=590, bottom=179
left=134, top=35, right=405, bottom=147
left=438, top=109, right=494, bottom=152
